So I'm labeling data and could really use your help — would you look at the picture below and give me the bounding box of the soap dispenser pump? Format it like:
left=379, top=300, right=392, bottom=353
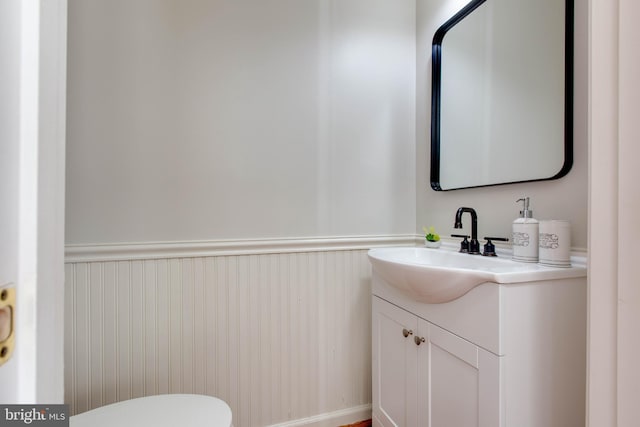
left=512, top=197, right=539, bottom=263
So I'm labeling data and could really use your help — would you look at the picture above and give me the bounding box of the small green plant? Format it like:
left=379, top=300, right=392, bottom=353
left=423, top=226, right=440, bottom=242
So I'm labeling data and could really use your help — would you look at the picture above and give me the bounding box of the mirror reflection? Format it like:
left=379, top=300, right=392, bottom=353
left=431, top=0, right=573, bottom=191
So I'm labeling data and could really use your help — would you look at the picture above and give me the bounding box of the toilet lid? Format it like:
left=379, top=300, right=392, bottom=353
left=70, top=394, right=232, bottom=427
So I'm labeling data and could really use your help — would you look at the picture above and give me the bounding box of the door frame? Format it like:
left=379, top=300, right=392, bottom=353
left=587, top=0, right=640, bottom=424
left=33, top=0, right=67, bottom=403
left=9, top=0, right=67, bottom=403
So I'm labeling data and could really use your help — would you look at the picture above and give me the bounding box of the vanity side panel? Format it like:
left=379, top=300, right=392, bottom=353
left=501, top=278, right=587, bottom=427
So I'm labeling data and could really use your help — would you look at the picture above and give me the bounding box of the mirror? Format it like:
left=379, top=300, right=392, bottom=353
left=431, top=0, right=573, bottom=191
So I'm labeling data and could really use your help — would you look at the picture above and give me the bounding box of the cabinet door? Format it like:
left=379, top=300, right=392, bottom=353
left=417, top=320, right=502, bottom=427
left=372, top=297, right=419, bottom=427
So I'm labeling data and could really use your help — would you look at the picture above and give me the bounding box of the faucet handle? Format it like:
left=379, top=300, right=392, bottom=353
left=482, top=237, right=509, bottom=257
left=451, top=234, right=470, bottom=253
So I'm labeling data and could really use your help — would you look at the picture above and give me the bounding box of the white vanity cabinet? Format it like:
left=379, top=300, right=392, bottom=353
left=372, top=272, right=587, bottom=427
left=373, top=297, right=500, bottom=427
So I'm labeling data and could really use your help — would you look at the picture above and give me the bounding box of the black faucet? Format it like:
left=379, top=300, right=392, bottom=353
left=454, top=207, right=481, bottom=254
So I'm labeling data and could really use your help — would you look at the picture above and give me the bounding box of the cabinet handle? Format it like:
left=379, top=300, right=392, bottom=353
left=414, top=336, right=426, bottom=346
left=402, top=328, right=413, bottom=338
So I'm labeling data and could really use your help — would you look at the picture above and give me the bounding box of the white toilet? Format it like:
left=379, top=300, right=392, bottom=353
left=70, top=394, right=232, bottom=427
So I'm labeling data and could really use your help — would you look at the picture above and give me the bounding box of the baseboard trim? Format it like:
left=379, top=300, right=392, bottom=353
left=265, top=404, right=372, bottom=427
left=65, top=235, right=420, bottom=263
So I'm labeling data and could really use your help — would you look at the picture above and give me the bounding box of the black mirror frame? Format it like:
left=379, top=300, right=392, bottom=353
left=430, top=0, right=574, bottom=191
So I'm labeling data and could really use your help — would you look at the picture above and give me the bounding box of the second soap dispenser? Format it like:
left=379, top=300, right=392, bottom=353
left=512, top=197, right=539, bottom=263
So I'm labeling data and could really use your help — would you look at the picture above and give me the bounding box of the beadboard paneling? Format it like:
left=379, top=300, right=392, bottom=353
left=65, top=249, right=374, bottom=427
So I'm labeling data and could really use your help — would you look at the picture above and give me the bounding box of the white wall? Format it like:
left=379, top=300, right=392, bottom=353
left=65, top=1, right=416, bottom=425
left=417, top=0, right=588, bottom=251
left=65, top=0, right=416, bottom=245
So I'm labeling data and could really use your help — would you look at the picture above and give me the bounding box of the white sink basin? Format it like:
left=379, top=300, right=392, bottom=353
left=368, top=247, right=587, bottom=304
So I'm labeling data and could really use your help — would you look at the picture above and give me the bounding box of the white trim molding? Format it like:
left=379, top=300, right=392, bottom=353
left=588, top=0, right=640, bottom=424
left=265, top=404, right=371, bottom=427
left=65, top=234, right=420, bottom=263
left=64, top=234, right=590, bottom=265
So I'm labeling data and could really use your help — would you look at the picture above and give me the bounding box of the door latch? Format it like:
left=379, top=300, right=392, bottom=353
left=0, top=285, right=15, bottom=367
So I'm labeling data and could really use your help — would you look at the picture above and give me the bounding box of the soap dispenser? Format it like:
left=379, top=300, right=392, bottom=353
left=512, top=197, right=539, bottom=262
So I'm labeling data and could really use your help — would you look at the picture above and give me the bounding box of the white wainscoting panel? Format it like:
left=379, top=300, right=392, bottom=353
left=64, top=247, right=378, bottom=427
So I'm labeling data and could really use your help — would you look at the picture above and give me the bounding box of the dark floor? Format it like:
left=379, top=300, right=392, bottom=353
left=339, top=420, right=372, bottom=427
